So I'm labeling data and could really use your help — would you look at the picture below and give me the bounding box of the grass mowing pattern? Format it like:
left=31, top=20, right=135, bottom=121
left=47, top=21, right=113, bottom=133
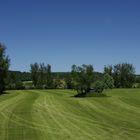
left=0, top=89, right=140, bottom=140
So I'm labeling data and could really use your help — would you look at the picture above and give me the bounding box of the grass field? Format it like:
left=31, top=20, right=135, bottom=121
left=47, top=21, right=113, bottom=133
left=0, top=89, right=140, bottom=140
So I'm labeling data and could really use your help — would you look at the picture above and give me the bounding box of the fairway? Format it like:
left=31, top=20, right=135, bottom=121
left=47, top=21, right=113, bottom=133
left=0, top=89, right=140, bottom=140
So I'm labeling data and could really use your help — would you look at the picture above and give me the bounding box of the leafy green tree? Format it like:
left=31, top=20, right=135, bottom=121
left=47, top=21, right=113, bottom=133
left=38, top=63, right=47, bottom=88
left=103, top=73, right=114, bottom=89
left=0, top=43, right=10, bottom=93
left=71, top=64, right=94, bottom=95
left=94, top=81, right=104, bottom=93
left=30, top=63, right=39, bottom=87
left=30, top=63, right=53, bottom=89
left=46, top=64, right=53, bottom=88
left=104, top=63, right=135, bottom=88
left=104, top=65, right=113, bottom=76
left=65, top=75, right=74, bottom=89
left=6, top=72, right=24, bottom=89
left=113, top=63, right=135, bottom=88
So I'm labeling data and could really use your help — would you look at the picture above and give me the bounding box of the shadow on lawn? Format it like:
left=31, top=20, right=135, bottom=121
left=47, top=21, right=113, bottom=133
left=71, top=93, right=111, bottom=98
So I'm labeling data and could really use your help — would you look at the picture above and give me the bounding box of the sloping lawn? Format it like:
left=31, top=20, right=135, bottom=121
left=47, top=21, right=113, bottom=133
left=0, top=89, right=140, bottom=140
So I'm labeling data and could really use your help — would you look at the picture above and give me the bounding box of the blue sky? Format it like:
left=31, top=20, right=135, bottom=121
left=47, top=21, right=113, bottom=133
left=0, top=0, right=140, bottom=73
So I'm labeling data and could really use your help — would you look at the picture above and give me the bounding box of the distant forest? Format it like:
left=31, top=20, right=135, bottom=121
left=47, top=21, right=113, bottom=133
left=7, top=71, right=103, bottom=82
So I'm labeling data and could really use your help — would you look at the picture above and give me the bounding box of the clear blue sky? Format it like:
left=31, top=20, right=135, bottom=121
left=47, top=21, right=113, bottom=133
left=0, top=0, right=140, bottom=73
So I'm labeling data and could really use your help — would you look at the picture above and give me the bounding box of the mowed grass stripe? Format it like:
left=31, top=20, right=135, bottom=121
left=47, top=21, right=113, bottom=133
left=0, top=91, right=27, bottom=139
left=0, top=90, right=41, bottom=140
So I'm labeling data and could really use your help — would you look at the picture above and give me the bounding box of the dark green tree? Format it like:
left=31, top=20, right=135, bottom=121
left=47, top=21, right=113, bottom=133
left=30, top=63, right=53, bottom=89
left=104, top=63, right=135, bottom=88
left=103, top=73, right=114, bottom=89
left=46, top=64, right=53, bottom=89
left=71, top=64, right=94, bottom=95
left=38, top=63, right=47, bottom=88
left=65, top=75, right=74, bottom=89
left=30, top=63, right=39, bottom=87
left=0, top=43, right=10, bottom=93
left=104, top=65, right=113, bottom=76
left=6, top=72, right=24, bottom=89
left=94, top=80, right=104, bottom=93
left=113, top=63, right=135, bottom=88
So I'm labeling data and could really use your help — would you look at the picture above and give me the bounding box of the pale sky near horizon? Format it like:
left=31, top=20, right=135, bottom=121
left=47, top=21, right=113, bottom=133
left=0, top=0, right=140, bottom=73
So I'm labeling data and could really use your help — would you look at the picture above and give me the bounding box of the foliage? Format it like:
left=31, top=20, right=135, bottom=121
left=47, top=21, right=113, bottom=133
left=6, top=72, right=25, bottom=90
left=138, top=83, right=140, bottom=88
left=104, top=63, right=135, bottom=88
left=104, top=65, right=113, bottom=76
left=103, top=73, right=114, bottom=89
left=30, top=63, right=39, bottom=87
left=53, top=78, right=65, bottom=89
left=6, top=71, right=31, bottom=90
left=65, top=74, right=74, bottom=89
left=15, top=80, right=24, bottom=90
left=136, top=75, right=140, bottom=84
left=71, top=64, right=94, bottom=95
left=113, top=63, right=135, bottom=88
left=30, top=63, right=53, bottom=89
left=46, top=64, right=53, bottom=88
left=23, top=81, right=34, bottom=89
left=94, top=81, right=104, bottom=93
left=0, top=43, right=10, bottom=93
left=133, top=83, right=140, bottom=88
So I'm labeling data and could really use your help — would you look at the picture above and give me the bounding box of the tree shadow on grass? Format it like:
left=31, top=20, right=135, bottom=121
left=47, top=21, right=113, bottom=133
left=71, top=93, right=111, bottom=98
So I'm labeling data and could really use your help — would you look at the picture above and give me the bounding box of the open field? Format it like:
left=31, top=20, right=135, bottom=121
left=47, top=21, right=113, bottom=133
left=0, top=89, right=140, bottom=140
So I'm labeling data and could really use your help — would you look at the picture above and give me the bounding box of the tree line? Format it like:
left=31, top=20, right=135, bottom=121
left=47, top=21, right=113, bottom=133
left=0, top=43, right=139, bottom=96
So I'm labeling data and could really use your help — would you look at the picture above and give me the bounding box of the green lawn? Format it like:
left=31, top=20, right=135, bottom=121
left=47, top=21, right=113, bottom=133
left=0, top=89, right=140, bottom=140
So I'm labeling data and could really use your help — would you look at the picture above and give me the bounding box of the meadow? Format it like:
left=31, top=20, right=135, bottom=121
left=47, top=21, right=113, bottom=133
left=0, top=89, right=140, bottom=140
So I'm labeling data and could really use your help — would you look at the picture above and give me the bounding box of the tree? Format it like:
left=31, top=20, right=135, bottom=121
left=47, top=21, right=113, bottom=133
left=104, top=65, right=113, bottom=76
left=6, top=72, right=24, bottom=89
left=71, top=64, right=94, bottom=95
left=30, top=63, right=53, bottom=89
left=38, top=63, right=47, bottom=88
left=46, top=64, right=53, bottom=88
left=0, top=43, right=10, bottom=93
left=94, top=80, right=104, bottom=93
left=113, top=63, right=135, bottom=88
left=65, top=75, right=74, bottom=89
left=103, top=73, right=114, bottom=89
left=30, top=63, right=39, bottom=87
left=104, top=63, right=135, bottom=88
